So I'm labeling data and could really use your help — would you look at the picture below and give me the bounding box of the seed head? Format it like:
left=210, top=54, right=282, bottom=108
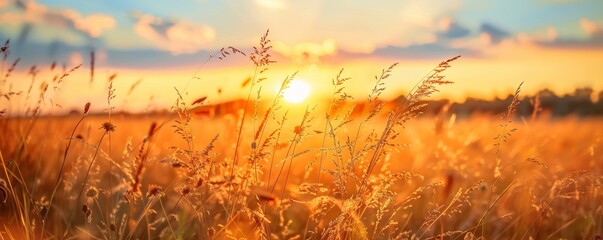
left=101, top=122, right=116, bottom=132
left=148, top=122, right=157, bottom=138
left=84, top=102, right=91, bottom=114
left=86, top=187, right=99, bottom=198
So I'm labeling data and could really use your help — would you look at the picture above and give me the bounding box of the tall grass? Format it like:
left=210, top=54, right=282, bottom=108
left=0, top=31, right=601, bottom=240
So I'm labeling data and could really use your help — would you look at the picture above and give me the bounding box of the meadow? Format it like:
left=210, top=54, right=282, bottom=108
left=1, top=33, right=602, bottom=239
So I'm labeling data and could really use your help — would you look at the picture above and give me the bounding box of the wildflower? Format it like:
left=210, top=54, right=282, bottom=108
left=146, top=184, right=163, bottom=198
left=86, top=187, right=99, bottom=198
left=294, top=125, right=302, bottom=134
left=101, top=122, right=116, bottom=132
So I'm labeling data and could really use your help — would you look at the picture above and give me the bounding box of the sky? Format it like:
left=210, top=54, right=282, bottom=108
left=0, top=0, right=602, bottom=113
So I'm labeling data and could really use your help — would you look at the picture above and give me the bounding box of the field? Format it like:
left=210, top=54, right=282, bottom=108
left=1, top=107, right=602, bottom=239
left=1, top=35, right=602, bottom=240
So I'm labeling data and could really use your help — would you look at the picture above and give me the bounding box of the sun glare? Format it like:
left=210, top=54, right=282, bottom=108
left=283, top=79, right=311, bottom=103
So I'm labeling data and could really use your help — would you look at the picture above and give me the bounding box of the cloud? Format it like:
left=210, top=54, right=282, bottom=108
left=538, top=18, right=603, bottom=48
left=273, top=40, right=337, bottom=64
left=0, top=0, right=9, bottom=8
left=375, top=44, right=476, bottom=59
left=479, top=23, right=510, bottom=44
left=336, top=43, right=477, bottom=60
left=249, top=1, right=458, bottom=54
left=255, top=0, right=288, bottom=10
left=580, top=18, right=602, bottom=36
left=133, top=13, right=215, bottom=54
left=438, top=18, right=470, bottom=39
left=0, top=0, right=115, bottom=39
left=515, top=27, right=558, bottom=45
left=76, top=14, right=116, bottom=38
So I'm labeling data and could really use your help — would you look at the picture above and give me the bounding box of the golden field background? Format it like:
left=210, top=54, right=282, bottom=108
left=1, top=111, right=602, bottom=239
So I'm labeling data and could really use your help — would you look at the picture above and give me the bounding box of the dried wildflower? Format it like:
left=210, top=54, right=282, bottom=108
left=86, top=187, right=99, bottom=198
left=146, top=184, right=163, bottom=198
left=180, top=186, right=191, bottom=196
left=124, top=190, right=141, bottom=203
left=101, top=121, right=116, bottom=132
left=293, top=125, right=302, bottom=135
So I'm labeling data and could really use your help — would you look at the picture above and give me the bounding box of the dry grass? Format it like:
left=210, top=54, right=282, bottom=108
left=0, top=32, right=602, bottom=240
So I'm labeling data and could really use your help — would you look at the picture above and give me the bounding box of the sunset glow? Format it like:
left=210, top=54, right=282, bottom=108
left=0, top=0, right=601, bottom=113
left=283, top=79, right=311, bottom=104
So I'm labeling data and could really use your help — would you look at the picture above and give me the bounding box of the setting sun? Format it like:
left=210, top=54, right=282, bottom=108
left=283, top=79, right=311, bottom=103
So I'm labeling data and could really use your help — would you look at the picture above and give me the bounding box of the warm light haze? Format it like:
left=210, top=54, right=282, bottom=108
left=0, top=0, right=602, bottom=113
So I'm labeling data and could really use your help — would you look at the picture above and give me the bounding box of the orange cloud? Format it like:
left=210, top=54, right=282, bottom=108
left=0, top=0, right=9, bottom=8
left=580, top=18, right=601, bottom=36
left=75, top=14, right=116, bottom=38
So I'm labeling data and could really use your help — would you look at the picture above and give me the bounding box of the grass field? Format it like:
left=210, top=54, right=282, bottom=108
left=1, top=34, right=602, bottom=239
left=2, top=111, right=602, bottom=239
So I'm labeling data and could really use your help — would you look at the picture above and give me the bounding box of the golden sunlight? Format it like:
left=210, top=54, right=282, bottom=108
left=283, top=79, right=311, bottom=103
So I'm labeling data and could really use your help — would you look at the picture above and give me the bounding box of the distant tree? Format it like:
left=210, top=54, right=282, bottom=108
left=537, top=88, right=558, bottom=100
left=573, top=87, right=593, bottom=101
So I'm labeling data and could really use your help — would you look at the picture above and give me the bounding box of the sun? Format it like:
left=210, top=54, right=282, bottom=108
left=283, top=79, right=311, bottom=103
